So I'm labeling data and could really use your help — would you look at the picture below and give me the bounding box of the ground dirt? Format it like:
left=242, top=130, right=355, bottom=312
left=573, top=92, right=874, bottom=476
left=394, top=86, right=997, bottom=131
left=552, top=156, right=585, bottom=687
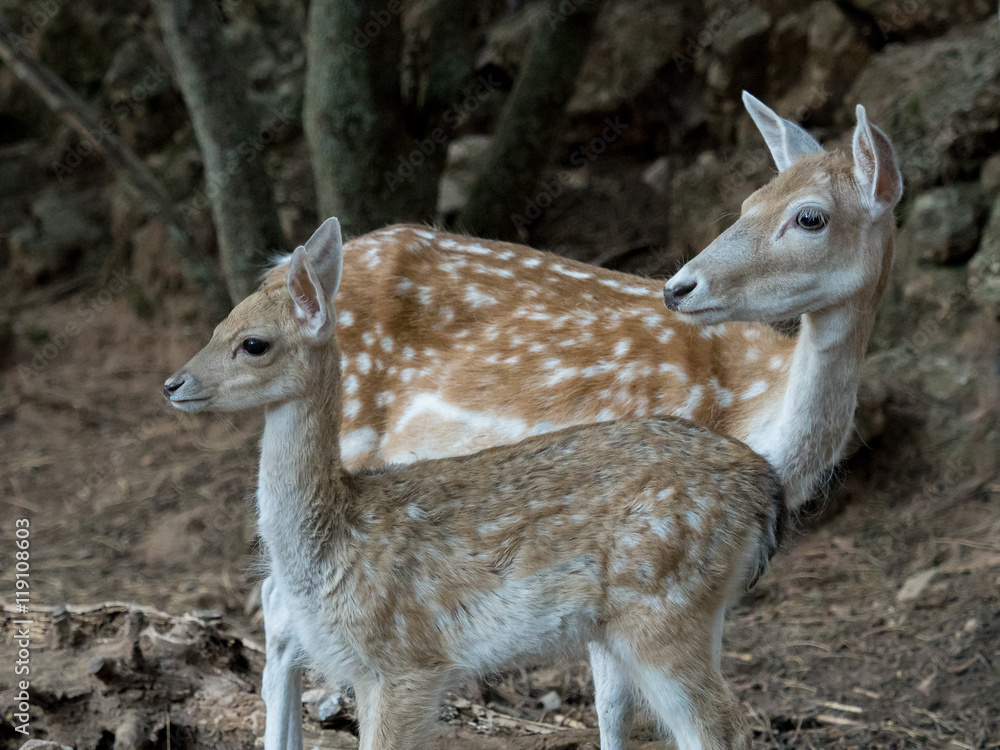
left=1, top=274, right=998, bottom=750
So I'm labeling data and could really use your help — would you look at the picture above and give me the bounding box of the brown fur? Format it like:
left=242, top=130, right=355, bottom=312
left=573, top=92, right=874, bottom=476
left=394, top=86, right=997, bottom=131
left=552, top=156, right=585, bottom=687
left=261, top=225, right=796, bottom=466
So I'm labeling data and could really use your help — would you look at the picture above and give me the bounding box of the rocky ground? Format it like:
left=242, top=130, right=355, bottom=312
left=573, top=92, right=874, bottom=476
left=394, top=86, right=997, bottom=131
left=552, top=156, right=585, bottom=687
left=1, top=0, right=999, bottom=748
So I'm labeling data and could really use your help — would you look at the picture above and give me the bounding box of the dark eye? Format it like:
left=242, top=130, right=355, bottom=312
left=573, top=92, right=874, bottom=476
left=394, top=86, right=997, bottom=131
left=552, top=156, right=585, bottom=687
left=242, top=338, right=269, bottom=356
left=796, top=207, right=829, bottom=231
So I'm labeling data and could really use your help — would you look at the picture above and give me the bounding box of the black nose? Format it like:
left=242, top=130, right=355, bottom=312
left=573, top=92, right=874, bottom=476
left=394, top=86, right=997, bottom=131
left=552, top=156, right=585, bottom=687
left=663, top=280, right=697, bottom=310
left=163, top=377, right=184, bottom=399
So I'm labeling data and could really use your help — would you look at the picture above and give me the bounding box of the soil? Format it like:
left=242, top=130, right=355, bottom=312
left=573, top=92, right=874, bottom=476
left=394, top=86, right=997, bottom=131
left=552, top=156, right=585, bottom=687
left=1, top=275, right=999, bottom=749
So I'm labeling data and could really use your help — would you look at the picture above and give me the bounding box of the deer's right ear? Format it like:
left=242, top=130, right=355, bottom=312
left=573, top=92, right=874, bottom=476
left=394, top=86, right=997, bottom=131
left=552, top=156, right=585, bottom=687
left=852, top=105, right=903, bottom=218
left=743, top=91, right=823, bottom=172
left=299, top=217, right=344, bottom=299
left=287, top=247, right=333, bottom=341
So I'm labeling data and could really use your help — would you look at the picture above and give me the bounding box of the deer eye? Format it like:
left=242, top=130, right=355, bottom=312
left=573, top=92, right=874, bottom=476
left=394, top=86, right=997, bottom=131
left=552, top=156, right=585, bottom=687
left=242, top=338, right=269, bottom=356
left=796, top=207, right=829, bottom=231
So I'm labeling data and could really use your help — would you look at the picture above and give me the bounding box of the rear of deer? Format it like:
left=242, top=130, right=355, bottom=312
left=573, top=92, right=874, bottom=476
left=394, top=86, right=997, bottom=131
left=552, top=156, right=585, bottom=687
left=166, top=219, right=786, bottom=750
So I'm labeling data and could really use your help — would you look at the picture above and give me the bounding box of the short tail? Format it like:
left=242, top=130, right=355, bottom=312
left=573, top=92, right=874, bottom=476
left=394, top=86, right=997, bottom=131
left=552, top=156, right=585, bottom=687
left=746, top=464, right=787, bottom=590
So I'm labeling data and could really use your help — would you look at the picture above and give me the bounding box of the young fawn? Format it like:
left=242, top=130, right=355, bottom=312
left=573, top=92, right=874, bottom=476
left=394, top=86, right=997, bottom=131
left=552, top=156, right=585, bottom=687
left=165, top=219, right=786, bottom=750
left=252, top=94, right=902, bottom=748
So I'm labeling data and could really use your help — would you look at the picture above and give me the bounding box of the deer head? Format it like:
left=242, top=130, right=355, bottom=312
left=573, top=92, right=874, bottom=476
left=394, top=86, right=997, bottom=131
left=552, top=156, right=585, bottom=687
left=663, top=92, right=903, bottom=326
left=163, top=218, right=344, bottom=412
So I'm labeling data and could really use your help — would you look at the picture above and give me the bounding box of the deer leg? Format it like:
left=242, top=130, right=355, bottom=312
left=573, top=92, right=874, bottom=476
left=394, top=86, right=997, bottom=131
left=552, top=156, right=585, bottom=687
left=589, top=641, right=636, bottom=750
left=261, top=577, right=304, bottom=750
left=354, top=672, right=443, bottom=750
left=632, top=648, right=750, bottom=750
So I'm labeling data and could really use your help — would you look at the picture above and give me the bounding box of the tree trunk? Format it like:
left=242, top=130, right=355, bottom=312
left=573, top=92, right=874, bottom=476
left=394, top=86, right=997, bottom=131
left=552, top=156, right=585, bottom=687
left=152, top=0, right=287, bottom=304
left=458, top=0, right=604, bottom=241
left=305, top=0, right=413, bottom=236
left=304, top=0, right=482, bottom=236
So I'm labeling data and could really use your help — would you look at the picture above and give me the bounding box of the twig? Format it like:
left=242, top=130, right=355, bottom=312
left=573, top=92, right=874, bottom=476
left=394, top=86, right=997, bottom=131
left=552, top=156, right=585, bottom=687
left=933, top=537, right=1000, bottom=553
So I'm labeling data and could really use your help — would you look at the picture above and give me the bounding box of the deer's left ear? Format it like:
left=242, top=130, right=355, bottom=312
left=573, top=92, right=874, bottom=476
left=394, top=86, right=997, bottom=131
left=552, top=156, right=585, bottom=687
left=300, top=217, right=344, bottom=299
left=852, top=105, right=903, bottom=218
left=287, top=247, right=333, bottom=341
left=743, top=91, right=823, bottom=172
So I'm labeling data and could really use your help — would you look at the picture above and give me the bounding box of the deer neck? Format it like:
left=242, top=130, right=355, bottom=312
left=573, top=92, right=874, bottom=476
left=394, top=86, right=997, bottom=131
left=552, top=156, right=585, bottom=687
left=749, top=294, right=876, bottom=510
left=257, top=343, right=348, bottom=595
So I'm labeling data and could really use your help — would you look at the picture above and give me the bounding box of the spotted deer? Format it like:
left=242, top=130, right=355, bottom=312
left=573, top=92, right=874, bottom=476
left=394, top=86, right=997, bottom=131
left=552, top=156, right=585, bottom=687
left=164, top=223, right=786, bottom=750
left=210, top=93, right=901, bottom=749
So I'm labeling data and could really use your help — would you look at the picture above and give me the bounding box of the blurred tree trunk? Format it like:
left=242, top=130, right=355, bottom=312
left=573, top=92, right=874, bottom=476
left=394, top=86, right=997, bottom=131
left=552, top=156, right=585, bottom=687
left=458, top=0, right=604, bottom=240
left=304, top=0, right=481, bottom=236
left=152, top=0, right=287, bottom=304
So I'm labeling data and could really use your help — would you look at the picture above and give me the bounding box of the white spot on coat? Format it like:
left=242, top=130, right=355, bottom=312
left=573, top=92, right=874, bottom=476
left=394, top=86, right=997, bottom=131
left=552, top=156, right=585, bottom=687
left=465, top=286, right=498, bottom=308
left=741, top=380, right=770, bottom=400
left=341, top=426, right=377, bottom=460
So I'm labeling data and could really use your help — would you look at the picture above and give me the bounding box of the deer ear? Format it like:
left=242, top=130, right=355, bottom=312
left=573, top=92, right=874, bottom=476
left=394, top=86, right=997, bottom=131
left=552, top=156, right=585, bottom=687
left=743, top=90, right=823, bottom=172
left=852, top=104, right=903, bottom=218
left=299, top=217, right=344, bottom=298
left=287, top=247, right=333, bottom=341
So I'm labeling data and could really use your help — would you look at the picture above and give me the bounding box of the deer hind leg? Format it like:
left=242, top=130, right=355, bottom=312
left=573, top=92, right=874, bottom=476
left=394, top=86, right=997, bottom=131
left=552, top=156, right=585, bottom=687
left=629, top=608, right=750, bottom=750
left=589, top=641, right=636, bottom=750
left=354, top=672, right=444, bottom=750
left=261, top=577, right=304, bottom=750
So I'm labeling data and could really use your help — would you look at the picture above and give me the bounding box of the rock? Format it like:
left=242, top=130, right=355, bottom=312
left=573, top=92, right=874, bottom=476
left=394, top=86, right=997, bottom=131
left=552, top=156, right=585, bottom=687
left=539, top=690, right=562, bottom=711
left=703, top=5, right=773, bottom=141
left=898, top=184, right=987, bottom=265
left=767, top=2, right=870, bottom=128
left=9, top=188, right=103, bottom=283
left=842, top=0, right=996, bottom=38
left=849, top=21, right=1000, bottom=190
left=668, top=146, right=771, bottom=262
left=112, top=711, right=150, bottom=750
left=969, top=199, right=1000, bottom=305
left=19, top=741, right=74, bottom=750
left=316, top=692, right=345, bottom=723
left=9, top=226, right=74, bottom=283
left=981, top=153, right=1000, bottom=200
left=568, top=0, right=686, bottom=115
left=437, top=135, right=494, bottom=218
left=641, top=157, right=670, bottom=195
left=303, top=688, right=346, bottom=723
left=9, top=189, right=104, bottom=282
left=897, top=568, right=938, bottom=602
left=478, top=4, right=545, bottom=77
